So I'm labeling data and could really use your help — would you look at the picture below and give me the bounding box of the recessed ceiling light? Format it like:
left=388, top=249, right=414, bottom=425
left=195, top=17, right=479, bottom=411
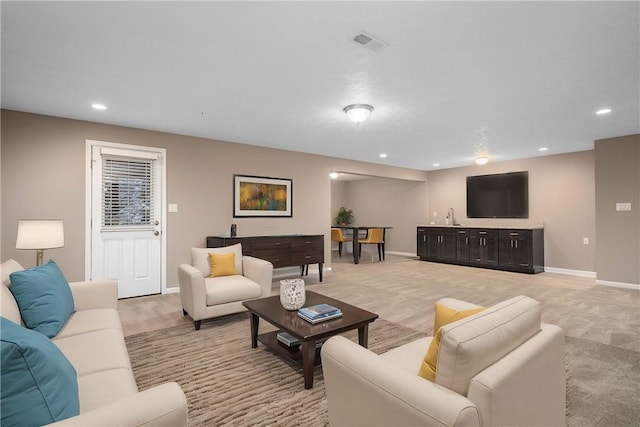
left=91, top=103, right=107, bottom=110
left=433, top=163, right=440, bottom=167
left=379, top=153, right=387, bottom=158
left=475, top=156, right=489, bottom=165
left=596, top=108, right=611, bottom=115
left=539, top=147, right=548, bottom=152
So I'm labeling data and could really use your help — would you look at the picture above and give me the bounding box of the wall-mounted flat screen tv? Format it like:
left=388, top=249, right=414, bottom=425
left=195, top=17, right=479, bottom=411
left=466, top=171, right=529, bottom=218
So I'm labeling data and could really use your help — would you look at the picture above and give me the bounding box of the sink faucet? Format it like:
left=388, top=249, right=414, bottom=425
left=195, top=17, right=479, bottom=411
left=447, top=207, right=457, bottom=226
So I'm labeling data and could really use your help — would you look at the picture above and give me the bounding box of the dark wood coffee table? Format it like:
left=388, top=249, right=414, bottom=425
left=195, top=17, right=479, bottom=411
left=242, top=290, right=378, bottom=389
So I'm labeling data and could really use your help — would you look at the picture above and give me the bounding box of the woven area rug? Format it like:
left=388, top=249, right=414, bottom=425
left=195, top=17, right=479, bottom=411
left=125, top=313, right=427, bottom=426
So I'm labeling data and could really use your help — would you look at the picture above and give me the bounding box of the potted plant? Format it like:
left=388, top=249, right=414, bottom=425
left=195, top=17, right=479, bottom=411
left=334, top=207, right=354, bottom=226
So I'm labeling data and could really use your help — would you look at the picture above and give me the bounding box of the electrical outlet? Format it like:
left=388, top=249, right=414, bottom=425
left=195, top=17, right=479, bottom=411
left=583, top=237, right=589, bottom=245
left=616, top=202, right=632, bottom=211
left=168, top=203, right=178, bottom=213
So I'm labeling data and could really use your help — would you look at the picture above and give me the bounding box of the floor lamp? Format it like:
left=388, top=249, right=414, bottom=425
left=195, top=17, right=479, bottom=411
left=15, top=220, right=65, bottom=266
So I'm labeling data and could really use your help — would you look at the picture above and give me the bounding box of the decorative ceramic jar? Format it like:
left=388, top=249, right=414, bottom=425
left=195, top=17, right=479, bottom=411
left=280, top=279, right=306, bottom=310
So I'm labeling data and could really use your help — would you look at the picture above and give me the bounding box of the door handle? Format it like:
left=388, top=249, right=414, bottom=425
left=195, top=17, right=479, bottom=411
left=154, top=220, right=159, bottom=226
left=154, top=231, right=160, bottom=236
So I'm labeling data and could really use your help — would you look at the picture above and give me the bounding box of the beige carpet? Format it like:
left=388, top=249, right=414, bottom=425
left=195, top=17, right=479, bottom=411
left=125, top=313, right=426, bottom=426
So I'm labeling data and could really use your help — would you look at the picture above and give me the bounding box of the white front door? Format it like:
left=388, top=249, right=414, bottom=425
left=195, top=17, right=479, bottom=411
left=89, top=143, right=164, bottom=298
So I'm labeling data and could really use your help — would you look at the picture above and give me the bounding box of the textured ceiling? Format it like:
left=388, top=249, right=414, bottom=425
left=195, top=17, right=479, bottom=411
left=2, top=1, right=638, bottom=171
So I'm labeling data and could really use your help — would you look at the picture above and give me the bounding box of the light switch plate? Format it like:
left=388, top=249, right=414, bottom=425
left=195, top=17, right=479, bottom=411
left=616, top=202, right=631, bottom=211
left=168, top=203, right=178, bottom=213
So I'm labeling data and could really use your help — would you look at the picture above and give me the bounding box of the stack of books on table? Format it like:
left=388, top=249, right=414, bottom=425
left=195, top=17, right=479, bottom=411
left=297, top=303, right=343, bottom=324
left=276, top=331, right=301, bottom=347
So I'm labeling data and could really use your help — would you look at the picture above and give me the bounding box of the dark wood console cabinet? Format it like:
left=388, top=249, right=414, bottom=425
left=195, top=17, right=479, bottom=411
left=207, top=234, right=324, bottom=282
left=417, top=226, right=544, bottom=274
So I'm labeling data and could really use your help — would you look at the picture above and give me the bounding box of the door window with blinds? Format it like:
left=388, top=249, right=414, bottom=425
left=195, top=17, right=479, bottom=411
left=101, top=155, right=156, bottom=231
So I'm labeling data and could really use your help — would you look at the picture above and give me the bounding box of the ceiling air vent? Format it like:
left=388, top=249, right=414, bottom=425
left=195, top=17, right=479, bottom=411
left=353, top=32, right=389, bottom=53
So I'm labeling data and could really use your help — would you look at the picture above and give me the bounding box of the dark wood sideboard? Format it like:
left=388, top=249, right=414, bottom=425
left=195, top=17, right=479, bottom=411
left=206, top=234, right=324, bottom=282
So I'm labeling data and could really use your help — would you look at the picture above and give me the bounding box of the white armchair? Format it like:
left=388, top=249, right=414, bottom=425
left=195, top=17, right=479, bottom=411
left=178, top=244, right=273, bottom=330
left=321, top=295, right=566, bottom=427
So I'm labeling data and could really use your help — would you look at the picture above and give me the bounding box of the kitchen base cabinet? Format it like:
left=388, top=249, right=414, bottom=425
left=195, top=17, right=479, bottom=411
left=417, top=226, right=544, bottom=274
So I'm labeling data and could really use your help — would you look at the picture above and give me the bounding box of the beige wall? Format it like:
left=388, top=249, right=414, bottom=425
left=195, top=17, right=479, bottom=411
left=595, top=134, right=640, bottom=285
left=3, top=110, right=636, bottom=287
left=426, top=151, right=597, bottom=272
left=1, top=110, right=427, bottom=287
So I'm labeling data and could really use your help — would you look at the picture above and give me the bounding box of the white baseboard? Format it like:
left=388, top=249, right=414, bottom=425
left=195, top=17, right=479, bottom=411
left=595, top=280, right=640, bottom=290
left=163, top=286, right=180, bottom=294
left=386, top=251, right=419, bottom=258
left=544, top=267, right=597, bottom=278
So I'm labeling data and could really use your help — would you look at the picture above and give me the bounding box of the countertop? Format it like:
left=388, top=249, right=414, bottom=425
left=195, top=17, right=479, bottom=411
left=419, top=222, right=544, bottom=230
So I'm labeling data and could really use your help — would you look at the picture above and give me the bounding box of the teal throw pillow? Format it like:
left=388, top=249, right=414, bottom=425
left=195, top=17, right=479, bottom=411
left=1, top=317, right=80, bottom=426
left=9, top=260, right=75, bottom=338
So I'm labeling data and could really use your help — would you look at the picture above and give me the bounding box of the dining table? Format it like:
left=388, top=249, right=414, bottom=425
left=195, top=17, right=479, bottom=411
left=332, top=226, right=393, bottom=264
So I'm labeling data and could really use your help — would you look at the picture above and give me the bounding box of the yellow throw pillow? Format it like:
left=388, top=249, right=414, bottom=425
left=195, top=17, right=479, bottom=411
left=418, top=303, right=485, bottom=382
left=208, top=253, right=238, bottom=278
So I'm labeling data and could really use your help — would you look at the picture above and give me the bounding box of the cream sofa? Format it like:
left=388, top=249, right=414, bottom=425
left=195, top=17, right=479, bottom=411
left=321, top=295, right=566, bottom=427
left=1, top=260, right=188, bottom=426
left=178, top=244, right=274, bottom=330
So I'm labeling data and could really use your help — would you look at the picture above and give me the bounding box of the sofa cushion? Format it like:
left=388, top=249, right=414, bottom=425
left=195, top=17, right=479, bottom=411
left=1, top=283, right=22, bottom=325
left=192, top=244, right=243, bottom=277
left=77, top=368, right=138, bottom=412
left=53, top=329, right=132, bottom=377
left=1, top=260, right=24, bottom=325
left=1, top=259, right=24, bottom=288
left=436, top=295, right=542, bottom=396
left=0, top=317, right=80, bottom=426
left=418, top=303, right=485, bottom=381
left=55, top=309, right=122, bottom=339
left=9, top=260, right=75, bottom=338
left=205, top=275, right=262, bottom=306
left=208, top=252, right=239, bottom=278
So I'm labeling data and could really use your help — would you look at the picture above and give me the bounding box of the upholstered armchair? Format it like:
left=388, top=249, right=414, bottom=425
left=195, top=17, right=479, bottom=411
left=178, top=244, right=273, bottom=330
left=322, top=295, right=566, bottom=427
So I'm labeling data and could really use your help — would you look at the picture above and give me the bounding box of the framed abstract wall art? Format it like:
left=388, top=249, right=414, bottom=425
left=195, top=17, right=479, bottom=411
left=233, top=174, right=293, bottom=217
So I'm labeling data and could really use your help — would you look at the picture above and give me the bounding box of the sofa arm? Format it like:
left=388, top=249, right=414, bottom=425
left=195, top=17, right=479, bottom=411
left=321, top=336, right=481, bottom=427
left=48, top=382, right=187, bottom=426
left=68, top=280, right=118, bottom=311
left=177, top=264, right=207, bottom=321
left=242, top=256, right=273, bottom=297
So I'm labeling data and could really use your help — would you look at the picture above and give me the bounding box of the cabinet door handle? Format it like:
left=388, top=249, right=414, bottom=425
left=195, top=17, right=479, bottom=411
left=515, top=240, right=518, bottom=249
left=466, top=237, right=468, bottom=245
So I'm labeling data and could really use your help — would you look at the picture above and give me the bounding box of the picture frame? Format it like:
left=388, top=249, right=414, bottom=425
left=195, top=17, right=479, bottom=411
left=233, top=174, right=293, bottom=217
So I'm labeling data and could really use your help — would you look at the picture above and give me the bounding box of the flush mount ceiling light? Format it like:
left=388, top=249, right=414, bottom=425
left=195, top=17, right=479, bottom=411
left=329, top=171, right=340, bottom=179
left=475, top=156, right=489, bottom=165
left=343, top=104, right=373, bottom=123
left=91, top=103, right=107, bottom=110
left=596, top=108, right=612, bottom=115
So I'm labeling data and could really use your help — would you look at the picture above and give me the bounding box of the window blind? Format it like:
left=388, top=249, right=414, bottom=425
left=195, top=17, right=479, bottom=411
left=101, top=155, right=155, bottom=230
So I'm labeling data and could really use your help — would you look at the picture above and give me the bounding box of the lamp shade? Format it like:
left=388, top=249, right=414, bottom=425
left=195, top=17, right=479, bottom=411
left=343, top=104, right=373, bottom=123
left=16, top=220, right=64, bottom=250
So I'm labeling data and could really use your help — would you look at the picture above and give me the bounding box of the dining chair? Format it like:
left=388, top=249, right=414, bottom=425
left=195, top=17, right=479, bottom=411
left=358, top=228, right=385, bottom=261
left=331, top=228, right=353, bottom=258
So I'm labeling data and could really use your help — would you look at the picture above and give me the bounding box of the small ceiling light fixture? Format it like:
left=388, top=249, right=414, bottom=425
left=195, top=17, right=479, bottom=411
left=596, top=108, right=612, bottom=115
left=475, top=156, right=489, bottom=165
left=91, top=103, right=107, bottom=110
left=329, top=171, right=340, bottom=179
left=433, top=163, right=440, bottom=167
left=379, top=153, right=387, bottom=158
left=539, top=147, right=549, bottom=152
left=343, top=104, right=373, bottom=123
